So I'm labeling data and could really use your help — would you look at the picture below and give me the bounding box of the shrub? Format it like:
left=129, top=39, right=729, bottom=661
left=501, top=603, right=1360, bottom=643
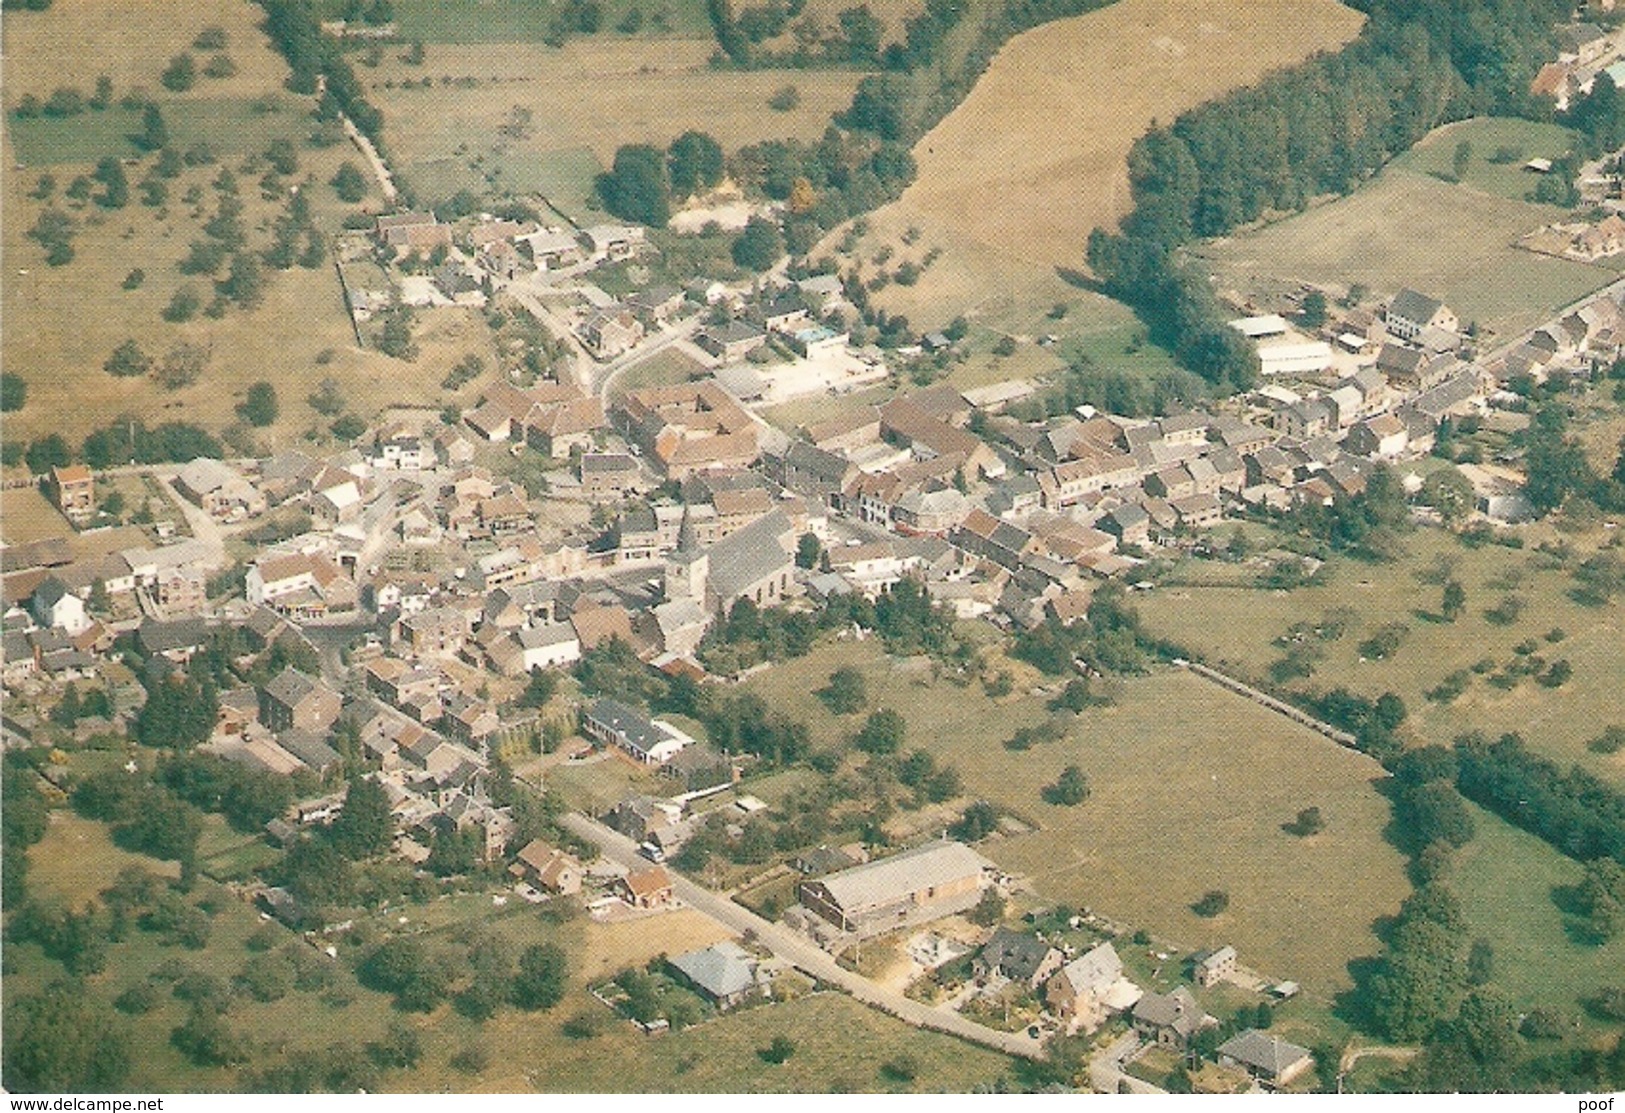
left=1192, top=890, right=1229, bottom=917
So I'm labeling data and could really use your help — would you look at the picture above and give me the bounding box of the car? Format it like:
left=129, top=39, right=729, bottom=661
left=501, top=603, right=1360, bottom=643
left=638, top=841, right=666, bottom=863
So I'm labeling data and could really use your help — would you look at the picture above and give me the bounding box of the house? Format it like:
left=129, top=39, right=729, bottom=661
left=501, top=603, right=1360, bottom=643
left=581, top=309, right=644, bottom=359
left=583, top=698, right=694, bottom=764
left=1193, top=944, right=1237, bottom=987
left=1557, top=21, right=1613, bottom=65
left=619, top=864, right=676, bottom=909
left=375, top=211, right=451, bottom=254
left=510, top=838, right=583, bottom=895
left=1575, top=213, right=1625, bottom=259
left=698, top=319, right=769, bottom=363
left=516, top=226, right=587, bottom=270
left=1044, top=941, right=1142, bottom=1033
left=32, top=577, right=90, bottom=637
left=667, top=941, right=765, bottom=1009
left=580, top=453, right=641, bottom=500
left=1171, top=492, right=1223, bottom=530
left=974, top=927, right=1064, bottom=991
left=47, top=465, right=95, bottom=524
left=489, top=621, right=581, bottom=675
left=136, top=616, right=209, bottom=663
left=806, top=407, right=881, bottom=453
left=1385, top=289, right=1458, bottom=343
left=1345, top=413, right=1409, bottom=459
left=259, top=668, right=342, bottom=735
left=1100, top=504, right=1151, bottom=547
left=1217, top=1030, right=1315, bottom=1088
left=879, top=397, right=1003, bottom=479
left=625, top=285, right=686, bottom=326
left=777, top=441, right=858, bottom=502
left=399, top=607, right=468, bottom=660
left=1132, top=986, right=1212, bottom=1050
left=798, top=839, right=995, bottom=939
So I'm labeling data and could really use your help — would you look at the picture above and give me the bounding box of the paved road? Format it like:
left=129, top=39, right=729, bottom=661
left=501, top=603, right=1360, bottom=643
left=560, top=812, right=1044, bottom=1061
left=592, top=318, right=706, bottom=402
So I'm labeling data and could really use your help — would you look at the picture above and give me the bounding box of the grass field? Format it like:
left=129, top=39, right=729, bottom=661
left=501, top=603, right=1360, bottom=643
left=828, top=0, right=1366, bottom=330
left=1452, top=802, right=1625, bottom=1026
left=369, top=39, right=867, bottom=192
left=356, top=0, right=715, bottom=42
left=743, top=639, right=1409, bottom=996
left=0, top=0, right=470, bottom=454
left=1391, top=117, right=1584, bottom=205
left=1199, top=135, right=1617, bottom=343
left=1134, top=531, right=1625, bottom=785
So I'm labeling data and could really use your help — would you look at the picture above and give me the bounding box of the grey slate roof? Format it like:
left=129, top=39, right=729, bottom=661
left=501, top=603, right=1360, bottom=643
left=980, top=927, right=1057, bottom=984
left=1219, top=1029, right=1312, bottom=1077
left=1389, top=287, right=1443, bottom=325
left=1133, top=986, right=1205, bottom=1037
left=264, top=667, right=321, bottom=708
left=706, top=508, right=794, bottom=601
left=668, top=941, right=757, bottom=1000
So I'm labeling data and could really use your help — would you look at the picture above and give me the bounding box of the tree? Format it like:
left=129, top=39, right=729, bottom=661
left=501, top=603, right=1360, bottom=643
left=758, top=1035, right=796, bottom=1064
left=238, top=381, right=278, bottom=426
left=161, top=53, right=197, bottom=92
left=25, top=434, right=71, bottom=475
left=1192, top=890, right=1229, bottom=917
left=1441, top=579, right=1466, bottom=622
left=136, top=103, right=168, bottom=152
left=331, top=161, right=367, bottom=202
left=219, top=250, right=265, bottom=307
left=796, top=531, right=822, bottom=570
left=732, top=215, right=784, bottom=271
left=667, top=130, right=724, bottom=197
left=3, top=982, right=132, bottom=1092
left=597, top=144, right=670, bottom=227
left=1288, top=806, right=1325, bottom=836
left=329, top=775, right=393, bottom=859
left=951, top=800, right=999, bottom=841
left=171, top=1003, right=244, bottom=1066
left=854, top=707, right=905, bottom=754
left=1, top=372, right=27, bottom=411
left=820, top=666, right=867, bottom=714
left=967, top=887, right=1005, bottom=927
left=1404, top=780, right=1476, bottom=849
left=1300, top=291, right=1327, bottom=327
left=104, top=339, right=151, bottom=378
left=1453, top=139, right=1473, bottom=182
left=513, top=943, right=568, bottom=1010
left=92, top=157, right=128, bottom=208
left=1043, top=765, right=1090, bottom=806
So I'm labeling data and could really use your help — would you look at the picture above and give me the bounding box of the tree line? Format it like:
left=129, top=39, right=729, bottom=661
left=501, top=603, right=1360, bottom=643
left=1087, top=0, right=1572, bottom=387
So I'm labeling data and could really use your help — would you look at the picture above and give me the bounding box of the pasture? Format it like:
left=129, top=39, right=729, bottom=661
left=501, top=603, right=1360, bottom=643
left=1, top=0, right=468, bottom=453
left=1390, top=117, right=1584, bottom=205
left=368, top=40, right=867, bottom=195
left=1134, top=531, right=1625, bottom=785
left=1198, top=155, right=1616, bottom=343
left=367, top=0, right=715, bottom=42
left=830, top=0, right=1367, bottom=329
left=743, top=639, right=1409, bottom=996
left=1451, top=802, right=1625, bottom=1026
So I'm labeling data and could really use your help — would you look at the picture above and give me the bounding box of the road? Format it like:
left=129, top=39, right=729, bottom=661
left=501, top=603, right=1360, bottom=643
left=560, top=812, right=1045, bottom=1061
left=592, top=318, right=707, bottom=402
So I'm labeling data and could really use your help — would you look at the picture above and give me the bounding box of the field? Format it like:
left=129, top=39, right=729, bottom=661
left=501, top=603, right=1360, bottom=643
left=1199, top=135, right=1618, bottom=343
left=11, top=807, right=1015, bottom=1093
left=0, top=0, right=466, bottom=454
left=1452, top=802, right=1625, bottom=1025
left=367, top=40, right=867, bottom=207
left=743, top=639, right=1410, bottom=996
left=1135, top=531, right=1625, bottom=785
left=1390, top=117, right=1585, bottom=205
left=828, top=0, right=1367, bottom=331
left=347, top=0, right=715, bottom=42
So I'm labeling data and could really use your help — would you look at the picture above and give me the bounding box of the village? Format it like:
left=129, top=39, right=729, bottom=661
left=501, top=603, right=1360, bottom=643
left=8, top=0, right=1625, bottom=1095
left=8, top=168, right=1623, bottom=1090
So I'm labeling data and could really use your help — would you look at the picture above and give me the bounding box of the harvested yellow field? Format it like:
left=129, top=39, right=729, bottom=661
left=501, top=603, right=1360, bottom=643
left=841, top=0, right=1366, bottom=325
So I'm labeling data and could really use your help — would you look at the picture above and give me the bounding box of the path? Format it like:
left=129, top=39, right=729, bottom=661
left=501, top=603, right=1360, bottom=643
left=343, top=115, right=397, bottom=205
left=1088, top=1031, right=1166, bottom=1095
left=560, top=812, right=1044, bottom=1061
left=1175, top=658, right=1367, bottom=755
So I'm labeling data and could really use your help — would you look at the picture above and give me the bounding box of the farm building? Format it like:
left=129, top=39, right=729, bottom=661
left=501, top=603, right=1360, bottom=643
left=1192, top=944, right=1237, bottom=987
left=1256, top=341, right=1333, bottom=377
left=1228, top=314, right=1289, bottom=339
left=798, top=839, right=996, bottom=939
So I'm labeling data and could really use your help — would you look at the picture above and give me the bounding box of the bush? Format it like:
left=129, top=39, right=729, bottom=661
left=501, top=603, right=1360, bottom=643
left=0, top=373, right=27, bottom=412
left=1192, top=890, right=1229, bottom=917
left=758, top=1035, right=796, bottom=1064
left=161, top=54, right=197, bottom=93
